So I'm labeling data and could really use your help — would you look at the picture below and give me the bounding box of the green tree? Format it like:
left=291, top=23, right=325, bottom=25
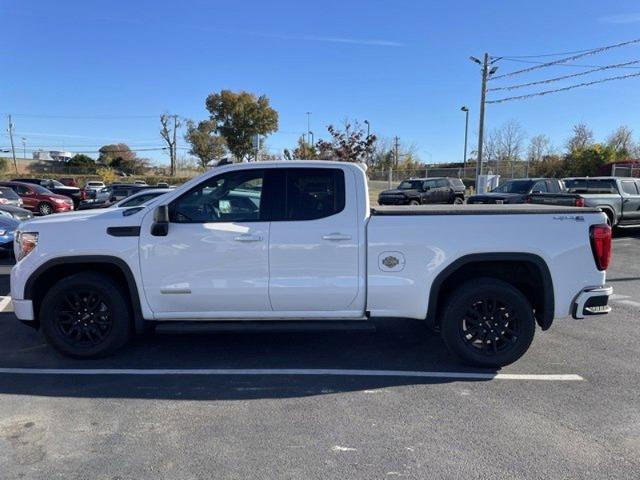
left=290, top=136, right=318, bottom=159
left=315, top=121, right=376, bottom=162
left=205, top=90, right=279, bottom=161
left=184, top=120, right=228, bottom=168
left=563, top=144, right=615, bottom=177
left=98, top=144, right=147, bottom=174
left=68, top=154, right=95, bottom=168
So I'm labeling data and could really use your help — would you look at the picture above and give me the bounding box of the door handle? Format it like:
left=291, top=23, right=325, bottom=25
left=322, top=233, right=352, bottom=241
left=234, top=234, right=263, bottom=242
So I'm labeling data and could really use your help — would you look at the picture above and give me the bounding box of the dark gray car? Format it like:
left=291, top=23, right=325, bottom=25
left=378, top=177, right=465, bottom=205
left=467, top=178, right=564, bottom=204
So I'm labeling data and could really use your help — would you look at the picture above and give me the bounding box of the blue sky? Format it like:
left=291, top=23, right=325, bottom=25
left=2, top=0, right=640, bottom=165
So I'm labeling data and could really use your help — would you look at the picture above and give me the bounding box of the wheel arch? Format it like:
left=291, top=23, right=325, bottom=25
left=426, top=252, right=555, bottom=331
left=24, top=255, right=145, bottom=333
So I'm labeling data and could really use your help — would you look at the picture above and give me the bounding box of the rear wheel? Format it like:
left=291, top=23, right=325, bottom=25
left=409, top=199, right=420, bottom=206
left=453, top=196, right=464, bottom=205
left=40, top=273, right=131, bottom=358
left=38, top=202, right=53, bottom=215
left=440, top=278, right=535, bottom=367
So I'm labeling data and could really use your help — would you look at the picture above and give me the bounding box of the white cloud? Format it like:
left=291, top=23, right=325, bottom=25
left=600, top=13, right=640, bottom=24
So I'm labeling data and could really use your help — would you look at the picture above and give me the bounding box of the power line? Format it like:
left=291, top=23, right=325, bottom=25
left=486, top=71, right=640, bottom=104
left=499, top=45, right=606, bottom=59
left=490, top=37, right=640, bottom=80
left=488, top=59, right=640, bottom=92
left=501, top=58, right=640, bottom=69
left=1, top=113, right=162, bottom=119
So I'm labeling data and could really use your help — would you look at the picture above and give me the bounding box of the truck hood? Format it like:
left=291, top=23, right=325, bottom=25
left=380, top=189, right=413, bottom=196
left=18, top=207, right=144, bottom=229
left=468, top=192, right=525, bottom=204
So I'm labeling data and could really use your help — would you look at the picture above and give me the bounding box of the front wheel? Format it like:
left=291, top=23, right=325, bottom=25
left=409, top=199, right=420, bottom=206
left=40, top=273, right=132, bottom=358
left=38, top=202, right=53, bottom=215
left=440, top=278, right=535, bottom=367
left=453, top=197, right=464, bottom=205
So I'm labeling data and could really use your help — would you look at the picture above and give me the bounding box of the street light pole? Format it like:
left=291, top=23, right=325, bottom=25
left=460, top=107, right=469, bottom=176
left=305, top=112, right=311, bottom=140
left=21, top=137, right=27, bottom=160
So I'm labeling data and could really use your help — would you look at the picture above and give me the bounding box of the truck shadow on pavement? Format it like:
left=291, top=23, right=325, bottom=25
left=0, top=316, right=497, bottom=400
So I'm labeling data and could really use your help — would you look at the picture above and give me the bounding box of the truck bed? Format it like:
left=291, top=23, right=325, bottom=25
left=371, top=204, right=601, bottom=216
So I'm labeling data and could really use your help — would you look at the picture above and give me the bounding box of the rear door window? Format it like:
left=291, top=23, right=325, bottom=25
left=276, top=168, right=345, bottom=221
left=621, top=180, right=638, bottom=195
left=532, top=181, right=548, bottom=193
left=435, top=179, right=448, bottom=188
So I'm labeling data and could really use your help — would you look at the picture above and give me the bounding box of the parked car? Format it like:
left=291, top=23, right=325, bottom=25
left=527, top=177, right=640, bottom=227
left=156, top=182, right=170, bottom=188
left=0, top=181, right=74, bottom=215
left=133, top=179, right=148, bottom=186
left=0, top=187, right=32, bottom=221
left=84, top=181, right=106, bottom=192
left=111, top=188, right=171, bottom=208
left=109, top=184, right=154, bottom=202
left=378, top=177, right=466, bottom=205
left=11, top=161, right=612, bottom=367
left=58, top=177, right=77, bottom=187
left=0, top=205, right=34, bottom=221
left=0, top=186, right=24, bottom=207
left=11, top=178, right=85, bottom=208
left=0, top=216, right=18, bottom=254
left=467, top=178, right=564, bottom=204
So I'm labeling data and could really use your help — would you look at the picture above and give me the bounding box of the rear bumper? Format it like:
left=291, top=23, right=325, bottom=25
left=572, top=285, right=612, bottom=319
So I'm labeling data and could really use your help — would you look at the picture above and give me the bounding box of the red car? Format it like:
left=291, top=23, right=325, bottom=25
left=0, top=181, right=74, bottom=215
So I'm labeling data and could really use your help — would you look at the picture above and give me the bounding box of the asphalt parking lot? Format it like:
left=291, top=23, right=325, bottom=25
left=0, top=231, right=639, bottom=479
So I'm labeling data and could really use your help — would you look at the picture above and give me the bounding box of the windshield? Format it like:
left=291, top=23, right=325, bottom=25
left=32, top=184, right=54, bottom=194
left=398, top=180, right=423, bottom=190
left=50, top=180, right=64, bottom=187
left=0, top=187, right=20, bottom=200
left=491, top=180, right=534, bottom=194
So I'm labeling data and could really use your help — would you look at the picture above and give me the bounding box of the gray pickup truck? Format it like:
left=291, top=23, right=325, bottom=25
left=527, top=177, right=640, bottom=227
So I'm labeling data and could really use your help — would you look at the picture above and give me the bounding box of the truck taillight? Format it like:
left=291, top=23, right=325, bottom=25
left=575, top=197, right=585, bottom=207
left=590, top=224, right=612, bottom=271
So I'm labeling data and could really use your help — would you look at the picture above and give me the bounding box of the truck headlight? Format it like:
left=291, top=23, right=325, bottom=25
left=16, top=232, right=38, bottom=261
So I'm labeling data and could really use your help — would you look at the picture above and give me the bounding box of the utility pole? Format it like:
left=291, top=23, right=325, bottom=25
left=172, top=114, right=178, bottom=176
left=7, top=115, right=18, bottom=174
left=393, top=136, right=400, bottom=169
left=21, top=137, right=26, bottom=160
left=305, top=112, right=311, bottom=141
left=476, top=53, right=489, bottom=180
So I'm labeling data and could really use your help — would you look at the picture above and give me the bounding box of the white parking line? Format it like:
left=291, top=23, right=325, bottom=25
left=0, top=368, right=584, bottom=381
left=0, top=296, right=13, bottom=313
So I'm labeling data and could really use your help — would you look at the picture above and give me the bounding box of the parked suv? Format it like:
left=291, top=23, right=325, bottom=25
left=0, top=181, right=74, bottom=215
left=467, top=178, right=564, bottom=204
left=12, top=178, right=84, bottom=207
left=378, top=177, right=466, bottom=205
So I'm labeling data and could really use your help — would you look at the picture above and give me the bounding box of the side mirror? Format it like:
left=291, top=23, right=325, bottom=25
left=151, top=205, right=169, bottom=236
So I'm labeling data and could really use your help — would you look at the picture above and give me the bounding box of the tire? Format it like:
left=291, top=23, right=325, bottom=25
left=38, top=202, right=53, bottom=216
left=440, top=278, right=536, bottom=368
left=40, top=273, right=132, bottom=358
left=409, top=199, right=420, bottom=206
left=453, top=197, right=464, bottom=205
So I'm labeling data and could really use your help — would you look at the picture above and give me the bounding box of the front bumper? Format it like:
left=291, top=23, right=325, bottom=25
left=572, top=285, right=612, bottom=319
left=13, top=299, right=34, bottom=321
left=378, top=197, right=409, bottom=205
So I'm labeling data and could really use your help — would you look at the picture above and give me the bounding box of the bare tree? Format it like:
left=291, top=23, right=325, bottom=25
left=606, top=126, right=634, bottom=156
left=486, top=120, right=526, bottom=176
left=527, top=134, right=552, bottom=177
left=160, top=113, right=183, bottom=176
left=566, top=123, right=594, bottom=152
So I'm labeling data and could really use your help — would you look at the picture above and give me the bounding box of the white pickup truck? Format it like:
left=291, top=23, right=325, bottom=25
left=10, top=161, right=613, bottom=366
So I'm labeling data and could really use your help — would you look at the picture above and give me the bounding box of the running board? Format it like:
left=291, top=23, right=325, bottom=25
left=154, top=320, right=376, bottom=334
